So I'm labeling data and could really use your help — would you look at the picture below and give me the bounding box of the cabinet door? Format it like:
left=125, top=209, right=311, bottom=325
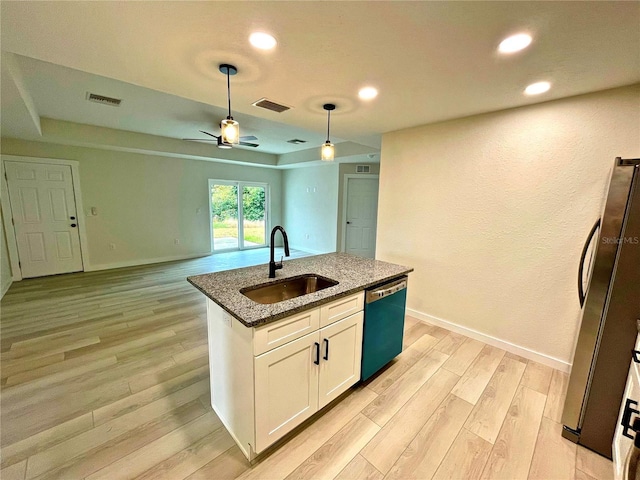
left=254, top=331, right=320, bottom=452
left=318, top=311, right=364, bottom=409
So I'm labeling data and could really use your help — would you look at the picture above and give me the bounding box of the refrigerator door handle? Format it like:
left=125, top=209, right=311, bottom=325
left=578, top=219, right=601, bottom=307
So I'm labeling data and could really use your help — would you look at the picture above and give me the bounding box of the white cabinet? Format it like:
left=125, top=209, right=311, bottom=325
left=319, top=312, right=364, bottom=409
left=613, top=332, right=640, bottom=480
left=255, top=331, right=320, bottom=452
left=206, top=292, right=364, bottom=460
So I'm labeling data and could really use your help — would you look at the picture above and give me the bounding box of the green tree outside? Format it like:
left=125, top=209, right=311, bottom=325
left=243, top=186, right=265, bottom=221
left=211, top=184, right=266, bottom=245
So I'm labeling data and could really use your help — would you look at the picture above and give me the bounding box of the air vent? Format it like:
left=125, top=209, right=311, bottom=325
left=252, top=98, right=291, bottom=113
left=86, top=92, right=122, bottom=107
left=287, top=139, right=307, bottom=145
left=356, top=165, right=371, bottom=173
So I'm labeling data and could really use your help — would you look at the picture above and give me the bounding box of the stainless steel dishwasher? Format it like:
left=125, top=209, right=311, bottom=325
left=361, top=276, right=408, bottom=381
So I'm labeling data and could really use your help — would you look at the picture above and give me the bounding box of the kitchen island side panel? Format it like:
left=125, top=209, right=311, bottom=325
left=207, top=299, right=256, bottom=459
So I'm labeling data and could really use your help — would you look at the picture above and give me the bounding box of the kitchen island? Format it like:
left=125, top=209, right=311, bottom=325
left=187, top=252, right=412, bottom=460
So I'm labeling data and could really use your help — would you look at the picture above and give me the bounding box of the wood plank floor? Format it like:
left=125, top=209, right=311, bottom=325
left=0, top=251, right=614, bottom=480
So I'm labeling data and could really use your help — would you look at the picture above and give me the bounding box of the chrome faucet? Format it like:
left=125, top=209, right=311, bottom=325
left=269, top=226, right=290, bottom=278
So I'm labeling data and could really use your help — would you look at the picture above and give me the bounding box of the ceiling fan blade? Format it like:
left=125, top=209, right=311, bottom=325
left=239, top=135, right=258, bottom=141
left=182, top=138, right=219, bottom=142
left=199, top=130, right=219, bottom=139
left=239, top=142, right=259, bottom=148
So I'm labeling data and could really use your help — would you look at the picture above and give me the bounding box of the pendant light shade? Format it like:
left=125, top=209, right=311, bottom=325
left=219, top=64, right=240, bottom=146
left=321, top=103, right=336, bottom=162
left=321, top=141, right=335, bottom=161
left=221, top=118, right=239, bottom=144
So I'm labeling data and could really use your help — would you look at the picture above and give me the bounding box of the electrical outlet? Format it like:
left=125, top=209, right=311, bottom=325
left=109, top=243, right=116, bottom=250
left=174, top=239, right=180, bottom=245
left=305, top=233, right=310, bottom=240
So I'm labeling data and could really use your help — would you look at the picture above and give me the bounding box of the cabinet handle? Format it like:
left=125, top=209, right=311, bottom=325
left=622, top=398, right=640, bottom=438
left=323, top=338, right=329, bottom=361
left=633, top=350, right=640, bottom=364
left=314, top=342, right=320, bottom=365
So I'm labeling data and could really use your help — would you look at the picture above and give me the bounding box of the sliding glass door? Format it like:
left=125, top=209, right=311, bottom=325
left=210, top=180, right=268, bottom=252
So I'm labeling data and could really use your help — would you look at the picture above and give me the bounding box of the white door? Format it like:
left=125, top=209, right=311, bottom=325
left=5, top=161, right=83, bottom=278
left=318, top=311, right=363, bottom=409
left=345, top=177, right=379, bottom=258
left=254, top=331, right=320, bottom=452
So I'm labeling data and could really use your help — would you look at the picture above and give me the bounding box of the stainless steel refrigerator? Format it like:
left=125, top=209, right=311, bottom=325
left=562, top=157, right=640, bottom=458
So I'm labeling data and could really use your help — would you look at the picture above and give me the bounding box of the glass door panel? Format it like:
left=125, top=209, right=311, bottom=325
left=211, top=183, right=239, bottom=251
left=242, top=185, right=266, bottom=247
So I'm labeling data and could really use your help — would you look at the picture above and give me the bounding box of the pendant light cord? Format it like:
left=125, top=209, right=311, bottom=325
left=326, top=109, right=331, bottom=142
left=226, top=69, right=232, bottom=119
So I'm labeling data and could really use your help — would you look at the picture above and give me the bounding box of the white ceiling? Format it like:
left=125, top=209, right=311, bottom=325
left=1, top=1, right=639, bottom=163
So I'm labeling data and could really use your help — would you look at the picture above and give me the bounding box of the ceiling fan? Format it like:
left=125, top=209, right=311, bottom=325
left=183, top=130, right=259, bottom=149
left=183, top=64, right=259, bottom=149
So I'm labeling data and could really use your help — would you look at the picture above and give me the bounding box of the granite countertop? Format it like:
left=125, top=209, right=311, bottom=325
left=187, top=252, right=413, bottom=327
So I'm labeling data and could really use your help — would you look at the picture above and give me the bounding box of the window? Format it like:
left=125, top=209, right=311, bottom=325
left=209, top=180, right=268, bottom=251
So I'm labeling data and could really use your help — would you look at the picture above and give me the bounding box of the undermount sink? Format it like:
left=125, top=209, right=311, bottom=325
left=240, top=274, right=339, bottom=304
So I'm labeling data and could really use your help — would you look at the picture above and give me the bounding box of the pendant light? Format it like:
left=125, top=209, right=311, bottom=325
left=321, top=103, right=336, bottom=161
left=219, top=64, right=239, bottom=146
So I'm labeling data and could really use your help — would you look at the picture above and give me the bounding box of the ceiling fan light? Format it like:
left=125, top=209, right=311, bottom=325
left=321, top=141, right=335, bottom=161
left=221, top=118, right=239, bottom=145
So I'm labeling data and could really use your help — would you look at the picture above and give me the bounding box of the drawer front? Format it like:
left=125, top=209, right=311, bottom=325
left=319, top=292, right=364, bottom=328
left=254, top=308, right=320, bottom=356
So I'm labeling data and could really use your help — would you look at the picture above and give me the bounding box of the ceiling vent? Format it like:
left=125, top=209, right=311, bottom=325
left=252, top=98, right=291, bottom=113
left=287, top=138, right=307, bottom=144
left=356, top=165, right=371, bottom=173
left=86, top=92, right=122, bottom=107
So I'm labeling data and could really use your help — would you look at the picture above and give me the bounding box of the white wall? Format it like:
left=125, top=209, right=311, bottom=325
left=1, top=139, right=283, bottom=270
left=282, top=164, right=339, bottom=254
left=377, top=84, right=640, bottom=371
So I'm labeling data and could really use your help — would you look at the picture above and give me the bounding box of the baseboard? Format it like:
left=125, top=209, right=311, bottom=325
left=85, top=252, right=212, bottom=272
left=1, top=276, right=12, bottom=299
left=406, top=308, right=571, bottom=373
left=289, top=245, right=333, bottom=255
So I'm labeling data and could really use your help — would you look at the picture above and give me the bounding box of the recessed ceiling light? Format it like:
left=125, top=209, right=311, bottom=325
left=358, top=87, right=378, bottom=100
left=498, top=33, right=532, bottom=54
left=524, top=81, right=551, bottom=95
left=249, top=32, right=277, bottom=50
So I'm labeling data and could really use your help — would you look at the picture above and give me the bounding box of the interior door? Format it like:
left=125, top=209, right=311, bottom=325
left=5, top=161, right=83, bottom=278
left=254, top=331, right=320, bottom=452
left=345, top=177, right=379, bottom=258
left=318, top=311, right=363, bottom=409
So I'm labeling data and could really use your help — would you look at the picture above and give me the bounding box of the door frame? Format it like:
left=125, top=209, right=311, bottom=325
left=208, top=179, right=270, bottom=253
left=1, top=155, right=89, bottom=281
left=340, top=174, right=379, bottom=253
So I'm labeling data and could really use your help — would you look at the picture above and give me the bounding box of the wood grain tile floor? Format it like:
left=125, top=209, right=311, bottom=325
left=0, top=251, right=615, bottom=480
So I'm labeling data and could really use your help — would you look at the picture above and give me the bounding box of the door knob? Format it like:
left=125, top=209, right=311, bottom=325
left=346, top=221, right=351, bottom=224
left=70, top=223, right=77, bottom=228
